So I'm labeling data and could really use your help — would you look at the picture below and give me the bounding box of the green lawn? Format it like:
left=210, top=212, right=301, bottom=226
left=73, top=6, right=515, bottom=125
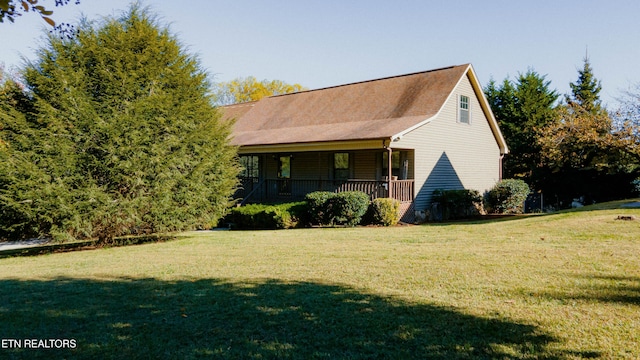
left=0, top=201, right=639, bottom=359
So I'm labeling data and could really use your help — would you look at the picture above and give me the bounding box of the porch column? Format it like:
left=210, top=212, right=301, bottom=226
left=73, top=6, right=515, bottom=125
left=386, top=147, right=393, bottom=199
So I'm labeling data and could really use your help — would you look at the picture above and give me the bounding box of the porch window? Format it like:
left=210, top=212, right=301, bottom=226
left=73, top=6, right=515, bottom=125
left=458, top=95, right=470, bottom=124
left=382, top=151, right=409, bottom=180
left=334, top=152, right=350, bottom=180
left=382, top=151, right=400, bottom=178
left=278, top=156, right=291, bottom=179
left=239, top=155, right=259, bottom=178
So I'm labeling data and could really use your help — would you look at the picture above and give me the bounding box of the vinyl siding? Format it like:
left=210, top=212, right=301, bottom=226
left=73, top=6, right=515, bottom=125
left=393, top=74, right=501, bottom=211
left=353, top=151, right=377, bottom=179
left=261, top=151, right=383, bottom=181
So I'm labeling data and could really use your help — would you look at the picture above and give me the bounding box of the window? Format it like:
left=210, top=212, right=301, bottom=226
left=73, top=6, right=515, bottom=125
left=278, top=156, right=291, bottom=179
left=382, top=151, right=409, bottom=180
left=334, top=153, right=350, bottom=180
left=382, top=151, right=400, bottom=178
left=239, top=155, right=259, bottom=178
left=459, top=95, right=470, bottom=124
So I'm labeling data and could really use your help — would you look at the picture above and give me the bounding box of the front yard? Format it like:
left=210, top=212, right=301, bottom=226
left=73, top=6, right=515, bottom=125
left=0, top=201, right=638, bottom=359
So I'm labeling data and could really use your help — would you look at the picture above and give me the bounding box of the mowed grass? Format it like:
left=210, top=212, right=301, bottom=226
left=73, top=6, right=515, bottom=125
left=0, top=201, right=639, bottom=359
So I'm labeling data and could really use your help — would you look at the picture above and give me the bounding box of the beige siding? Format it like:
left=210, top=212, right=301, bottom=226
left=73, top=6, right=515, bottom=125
left=353, top=151, right=377, bottom=179
left=291, top=152, right=331, bottom=180
left=261, top=151, right=383, bottom=181
left=393, top=74, right=501, bottom=211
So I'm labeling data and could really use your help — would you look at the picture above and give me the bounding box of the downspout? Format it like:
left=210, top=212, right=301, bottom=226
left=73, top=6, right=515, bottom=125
left=499, top=154, right=504, bottom=181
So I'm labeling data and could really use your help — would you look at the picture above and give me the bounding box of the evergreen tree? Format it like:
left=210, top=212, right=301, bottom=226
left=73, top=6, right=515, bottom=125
left=566, top=56, right=605, bottom=115
left=484, top=70, right=559, bottom=186
left=0, top=5, right=239, bottom=243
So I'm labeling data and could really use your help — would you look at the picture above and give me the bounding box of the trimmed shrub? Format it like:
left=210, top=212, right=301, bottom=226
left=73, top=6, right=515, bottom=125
left=305, top=191, right=371, bottom=226
left=223, top=202, right=305, bottom=229
left=331, top=191, right=371, bottom=226
left=484, top=179, right=531, bottom=214
left=431, top=189, right=483, bottom=220
left=305, top=191, right=336, bottom=226
left=367, top=198, right=400, bottom=226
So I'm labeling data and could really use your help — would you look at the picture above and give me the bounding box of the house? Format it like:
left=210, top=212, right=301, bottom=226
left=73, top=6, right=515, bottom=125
left=222, top=64, right=508, bottom=222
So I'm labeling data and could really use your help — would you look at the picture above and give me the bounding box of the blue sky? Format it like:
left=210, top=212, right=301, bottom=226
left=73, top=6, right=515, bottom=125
left=1, top=1, right=638, bottom=107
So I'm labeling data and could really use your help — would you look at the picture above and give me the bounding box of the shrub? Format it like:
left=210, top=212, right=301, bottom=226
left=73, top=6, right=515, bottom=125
left=431, top=189, right=483, bottom=220
left=305, top=191, right=337, bottom=226
left=331, top=191, right=371, bottom=226
left=223, top=202, right=305, bottom=230
left=367, top=198, right=400, bottom=226
left=484, top=179, right=531, bottom=214
left=305, top=191, right=370, bottom=226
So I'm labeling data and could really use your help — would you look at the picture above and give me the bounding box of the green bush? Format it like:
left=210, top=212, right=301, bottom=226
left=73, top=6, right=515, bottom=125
left=305, top=191, right=337, bottom=225
left=223, top=202, right=305, bottom=230
left=484, top=179, right=531, bottom=214
left=305, top=191, right=370, bottom=226
left=367, top=198, right=400, bottom=226
left=331, top=191, right=371, bottom=226
left=431, top=189, right=483, bottom=220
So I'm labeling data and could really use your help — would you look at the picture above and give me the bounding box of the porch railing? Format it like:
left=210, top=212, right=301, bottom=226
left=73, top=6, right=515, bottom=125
left=237, top=178, right=414, bottom=205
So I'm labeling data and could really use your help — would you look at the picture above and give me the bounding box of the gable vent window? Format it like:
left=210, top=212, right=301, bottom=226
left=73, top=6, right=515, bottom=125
left=458, top=95, right=470, bottom=124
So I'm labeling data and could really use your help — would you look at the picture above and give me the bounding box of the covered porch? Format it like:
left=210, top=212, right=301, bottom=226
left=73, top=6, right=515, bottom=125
left=234, top=148, right=415, bottom=221
left=237, top=178, right=414, bottom=204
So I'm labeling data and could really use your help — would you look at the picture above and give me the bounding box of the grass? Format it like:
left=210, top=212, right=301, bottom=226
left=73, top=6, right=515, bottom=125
left=0, top=201, right=639, bottom=359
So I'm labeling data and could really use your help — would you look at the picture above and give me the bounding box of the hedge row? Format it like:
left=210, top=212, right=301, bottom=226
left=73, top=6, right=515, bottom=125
left=430, top=179, right=531, bottom=220
left=224, top=191, right=401, bottom=229
left=222, top=202, right=307, bottom=230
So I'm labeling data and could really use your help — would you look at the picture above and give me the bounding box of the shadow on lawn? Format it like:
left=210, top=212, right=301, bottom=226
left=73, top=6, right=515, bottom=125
left=0, top=277, right=582, bottom=359
left=544, top=274, right=640, bottom=306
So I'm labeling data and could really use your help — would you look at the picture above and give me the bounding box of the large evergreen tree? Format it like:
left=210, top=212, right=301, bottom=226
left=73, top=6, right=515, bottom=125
left=484, top=70, right=559, bottom=187
left=0, top=5, right=238, bottom=243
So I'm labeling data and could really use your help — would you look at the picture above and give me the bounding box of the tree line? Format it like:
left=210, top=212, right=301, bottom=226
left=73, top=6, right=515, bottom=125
left=484, top=58, right=640, bottom=208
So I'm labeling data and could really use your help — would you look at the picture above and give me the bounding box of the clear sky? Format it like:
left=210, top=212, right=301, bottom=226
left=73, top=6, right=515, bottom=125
left=1, top=0, right=638, bottom=108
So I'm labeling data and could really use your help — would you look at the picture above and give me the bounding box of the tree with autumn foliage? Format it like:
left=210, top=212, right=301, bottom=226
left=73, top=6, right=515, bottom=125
left=214, top=76, right=306, bottom=105
left=538, top=104, right=640, bottom=204
left=538, top=59, right=640, bottom=205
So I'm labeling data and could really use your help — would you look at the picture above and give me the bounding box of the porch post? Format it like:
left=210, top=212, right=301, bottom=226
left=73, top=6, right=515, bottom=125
left=386, top=147, right=393, bottom=199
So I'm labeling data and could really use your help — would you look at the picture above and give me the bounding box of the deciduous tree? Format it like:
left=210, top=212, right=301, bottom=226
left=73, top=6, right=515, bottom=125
left=214, top=76, right=306, bottom=105
left=538, top=104, right=640, bottom=203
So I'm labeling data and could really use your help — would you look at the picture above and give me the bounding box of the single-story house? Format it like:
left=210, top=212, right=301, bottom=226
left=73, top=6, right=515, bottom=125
left=222, top=64, right=508, bottom=222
